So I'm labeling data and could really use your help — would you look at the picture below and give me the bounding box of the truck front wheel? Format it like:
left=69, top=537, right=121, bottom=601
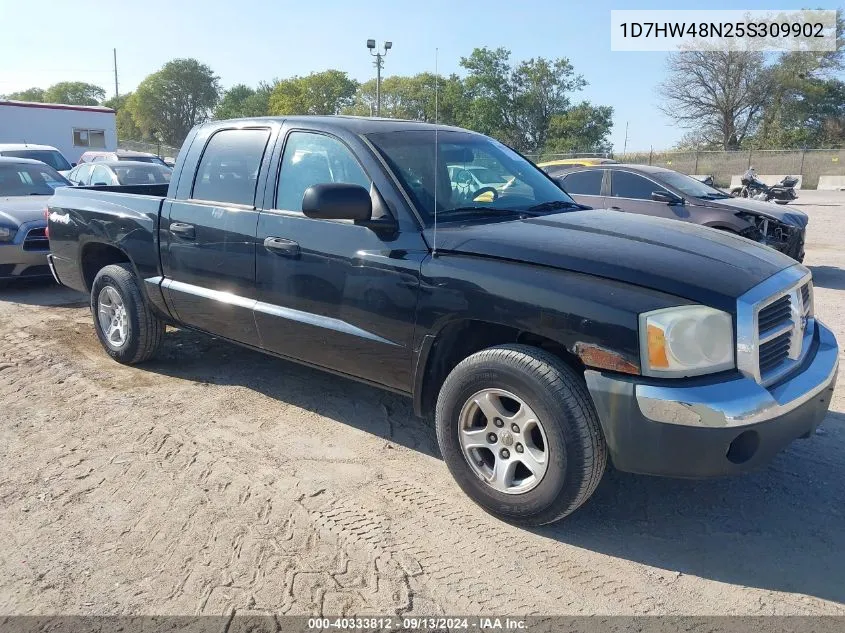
left=435, top=344, right=606, bottom=526
left=91, top=263, right=164, bottom=364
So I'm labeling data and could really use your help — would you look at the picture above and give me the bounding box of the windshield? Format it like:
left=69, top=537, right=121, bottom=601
left=113, top=164, right=172, bottom=185
left=0, top=150, right=72, bottom=172
left=658, top=170, right=729, bottom=198
left=367, top=130, right=576, bottom=225
left=0, top=163, right=70, bottom=196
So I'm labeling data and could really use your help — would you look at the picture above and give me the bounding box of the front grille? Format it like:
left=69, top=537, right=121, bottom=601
left=759, top=331, right=791, bottom=374
left=22, top=227, right=49, bottom=251
left=758, top=295, right=791, bottom=333
left=752, top=279, right=814, bottom=384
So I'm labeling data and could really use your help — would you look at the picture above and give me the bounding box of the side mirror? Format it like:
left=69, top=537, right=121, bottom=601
left=302, top=183, right=372, bottom=221
left=651, top=190, right=683, bottom=204
left=71, top=162, right=77, bottom=167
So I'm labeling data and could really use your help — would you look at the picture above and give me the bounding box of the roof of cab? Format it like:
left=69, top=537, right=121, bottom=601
left=205, top=115, right=472, bottom=135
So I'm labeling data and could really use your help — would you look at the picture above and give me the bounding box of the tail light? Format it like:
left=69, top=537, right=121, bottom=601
left=44, top=208, right=50, bottom=239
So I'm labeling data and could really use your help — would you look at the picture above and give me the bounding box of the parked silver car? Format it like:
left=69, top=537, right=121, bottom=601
left=0, top=157, right=69, bottom=282
left=66, top=160, right=172, bottom=187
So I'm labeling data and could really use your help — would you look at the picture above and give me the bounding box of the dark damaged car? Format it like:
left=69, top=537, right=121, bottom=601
left=547, top=164, right=808, bottom=261
left=47, top=117, right=837, bottom=526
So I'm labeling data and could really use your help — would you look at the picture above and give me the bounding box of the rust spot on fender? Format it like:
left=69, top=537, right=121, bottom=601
left=573, top=342, right=640, bottom=375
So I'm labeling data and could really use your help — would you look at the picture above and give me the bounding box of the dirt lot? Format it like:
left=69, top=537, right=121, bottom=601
left=1, top=191, right=844, bottom=616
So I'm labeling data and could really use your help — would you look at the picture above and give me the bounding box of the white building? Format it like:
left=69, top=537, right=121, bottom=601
left=0, top=100, right=117, bottom=163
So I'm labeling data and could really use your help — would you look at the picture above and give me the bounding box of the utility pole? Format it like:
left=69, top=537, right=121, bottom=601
left=366, top=39, right=392, bottom=117
left=113, top=48, right=119, bottom=101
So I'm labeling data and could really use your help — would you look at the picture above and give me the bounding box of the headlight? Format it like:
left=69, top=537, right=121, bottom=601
left=639, top=306, right=734, bottom=377
left=0, top=225, right=16, bottom=242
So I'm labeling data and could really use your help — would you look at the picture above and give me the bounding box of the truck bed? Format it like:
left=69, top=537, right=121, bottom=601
left=47, top=184, right=171, bottom=296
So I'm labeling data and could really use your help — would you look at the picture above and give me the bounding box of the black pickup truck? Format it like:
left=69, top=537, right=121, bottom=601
left=47, top=117, right=839, bottom=525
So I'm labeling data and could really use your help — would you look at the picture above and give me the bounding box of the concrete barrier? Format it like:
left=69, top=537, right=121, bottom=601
left=817, top=175, right=845, bottom=191
left=729, top=174, right=803, bottom=190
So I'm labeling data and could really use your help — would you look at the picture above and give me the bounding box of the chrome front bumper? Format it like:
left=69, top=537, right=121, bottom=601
left=637, top=321, right=838, bottom=428
left=585, top=321, right=839, bottom=478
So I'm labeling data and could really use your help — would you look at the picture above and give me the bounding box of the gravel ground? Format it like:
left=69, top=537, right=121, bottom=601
left=1, top=191, right=843, bottom=616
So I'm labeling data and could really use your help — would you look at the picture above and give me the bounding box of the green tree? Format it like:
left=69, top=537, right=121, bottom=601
left=102, top=93, right=142, bottom=141
left=43, top=81, right=106, bottom=105
left=215, top=82, right=273, bottom=119
left=459, top=47, right=586, bottom=151
left=130, top=58, right=221, bottom=146
left=460, top=47, right=514, bottom=142
left=268, top=70, right=357, bottom=115
left=344, top=73, right=467, bottom=124
left=4, top=87, right=45, bottom=102
left=511, top=57, right=586, bottom=150
left=545, top=102, right=614, bottom=153
left=754, top=10, right=844, bottom=148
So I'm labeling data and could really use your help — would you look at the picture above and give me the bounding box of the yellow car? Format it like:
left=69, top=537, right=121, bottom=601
left=537, top=157, right=618, bottom=178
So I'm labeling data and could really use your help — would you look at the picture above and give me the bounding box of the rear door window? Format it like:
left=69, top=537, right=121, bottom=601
left=192, top=128, right=271, bottom=206
left=560, top=170, right=603, bottom=196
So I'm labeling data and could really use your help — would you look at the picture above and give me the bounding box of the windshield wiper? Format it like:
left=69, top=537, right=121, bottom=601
left=525, top=200, right=585, bottom=212
left=697, top=193, right=730, bottom=200
left=439, top=206, right=527, bottom=218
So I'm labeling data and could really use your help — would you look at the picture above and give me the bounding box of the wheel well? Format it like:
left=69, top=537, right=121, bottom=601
left=81, top=243, right=131, bottom=291
left=417, top=320, right=584, bottom=418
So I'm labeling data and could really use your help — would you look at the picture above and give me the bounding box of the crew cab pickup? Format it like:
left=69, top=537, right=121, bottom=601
left=47, top=117, right=839, bottom=525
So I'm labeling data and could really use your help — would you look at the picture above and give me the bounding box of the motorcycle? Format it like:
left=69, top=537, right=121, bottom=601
left=730, top=168, right=798, bottom=205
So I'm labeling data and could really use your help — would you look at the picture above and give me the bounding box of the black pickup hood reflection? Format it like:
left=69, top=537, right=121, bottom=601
left=424, top=209, right=797, bottom=310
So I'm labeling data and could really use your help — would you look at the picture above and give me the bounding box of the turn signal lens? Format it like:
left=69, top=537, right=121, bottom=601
left=647, top=324, right=669, bottom=369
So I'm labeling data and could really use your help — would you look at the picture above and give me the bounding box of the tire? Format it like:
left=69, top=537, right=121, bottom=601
left=435, top=344, right=606, bottom=526
left=90, top=263, right=164, bottom=364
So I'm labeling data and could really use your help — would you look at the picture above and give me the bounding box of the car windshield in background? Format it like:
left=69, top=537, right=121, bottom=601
left=658, top=170, right=730, bottom=199
left=0, top=150, right=72, bottom=172
left=0, top=163, right=70, bottom=196
left=113, top=164, right=171, bottom=185
left=367, top=130, right=577, bottom=225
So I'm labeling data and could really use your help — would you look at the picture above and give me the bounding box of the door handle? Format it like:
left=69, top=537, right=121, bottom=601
left=170, top=222, right=196, bottom=239
left=264, top=236, right=300, bottom=258
left=609, top=206, right=622, bottom=210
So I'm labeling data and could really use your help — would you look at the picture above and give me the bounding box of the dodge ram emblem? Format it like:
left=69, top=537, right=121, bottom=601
left=500, top=431, right=514, bottom=447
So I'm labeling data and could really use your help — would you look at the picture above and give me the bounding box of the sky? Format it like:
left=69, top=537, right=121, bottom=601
left=1, top=0, right=841, bottom=152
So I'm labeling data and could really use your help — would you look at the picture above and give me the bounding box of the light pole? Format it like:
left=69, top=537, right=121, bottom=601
left=367, top=39, right=392, bottom=117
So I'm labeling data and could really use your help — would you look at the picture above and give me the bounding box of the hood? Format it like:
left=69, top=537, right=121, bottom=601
left=424, top=210, right=798, bottom=310
left=696, top=196, right=808, bottom=228
left=0, top=196, right=49, bottom=227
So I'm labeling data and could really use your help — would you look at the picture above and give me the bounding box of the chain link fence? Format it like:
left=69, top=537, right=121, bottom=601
left=117, top=139, right=181, bottom=160
left=526, top=149, right=844, bottom=189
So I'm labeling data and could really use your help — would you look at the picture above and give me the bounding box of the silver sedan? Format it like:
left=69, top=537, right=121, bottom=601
left=0, top=157, right=69, bottom=282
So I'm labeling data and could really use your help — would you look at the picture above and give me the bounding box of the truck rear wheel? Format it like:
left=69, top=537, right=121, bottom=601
left=435, top=344, right=606, bottom=526
left=91, top=263, right=163, bottom=364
